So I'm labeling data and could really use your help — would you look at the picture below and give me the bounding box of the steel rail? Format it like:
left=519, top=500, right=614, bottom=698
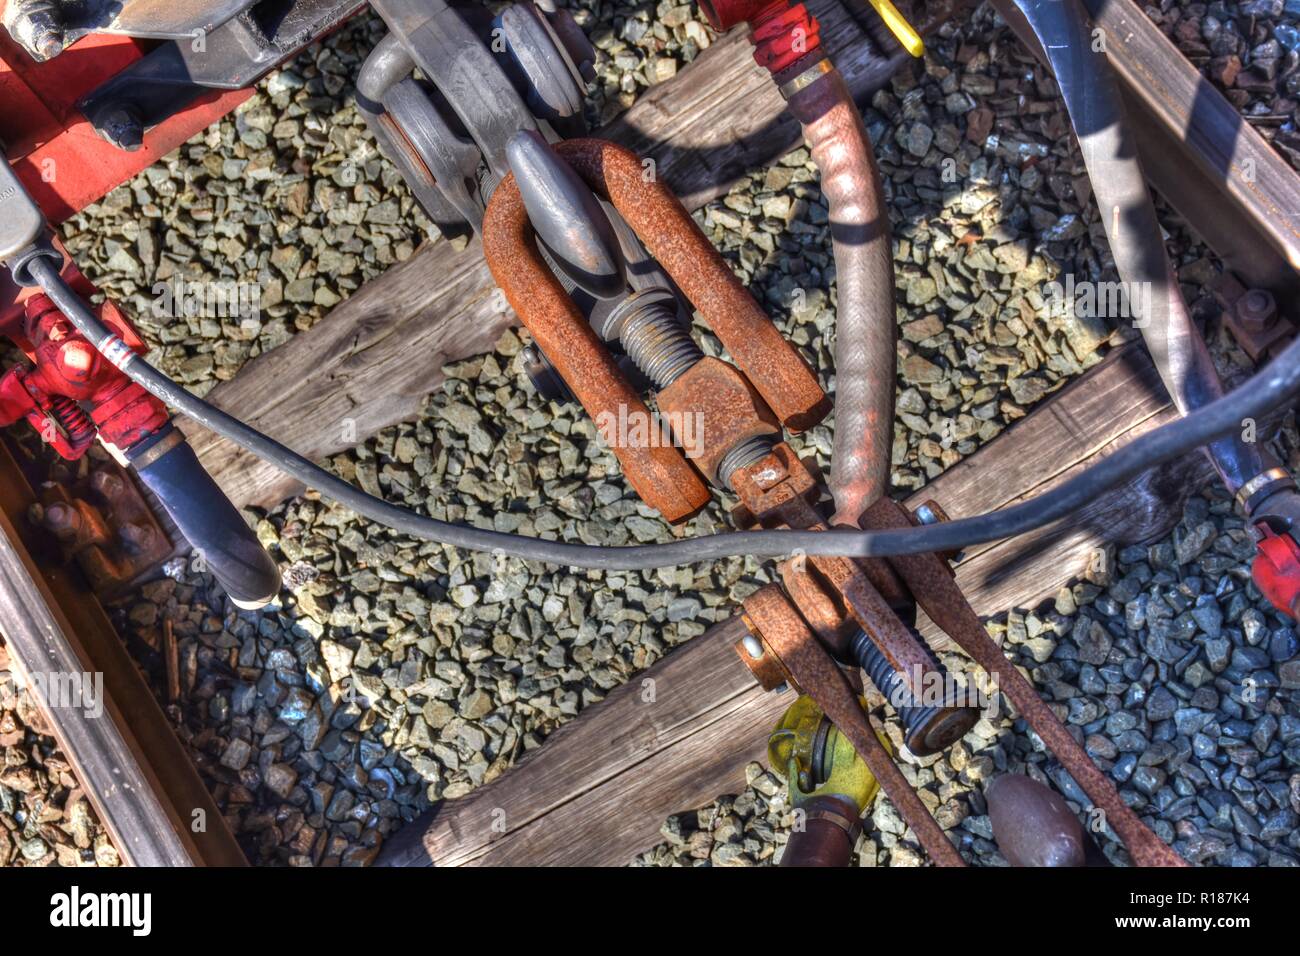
left=994, top=0, right=1300, bottom=301
left=0, top=438, right=246, bottom=866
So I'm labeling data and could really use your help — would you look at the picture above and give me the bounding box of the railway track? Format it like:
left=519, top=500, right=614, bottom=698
left=2, top=0, right=1298, bottom=868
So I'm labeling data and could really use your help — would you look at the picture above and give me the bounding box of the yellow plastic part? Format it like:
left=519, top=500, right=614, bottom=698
left=865, top=0, right=925, bottom=58
left=768, top=694, right=893, bottom=815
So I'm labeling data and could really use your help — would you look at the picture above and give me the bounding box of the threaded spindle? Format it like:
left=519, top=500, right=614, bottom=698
left=718, top=434, right=778, bottom=490
left=850, top=627, right=979, bottom=756
left=621, top=304, right=703, bottom=387
left=603, top=288, right=703, bottom=388
left=46, top=396, right=96, bottom=456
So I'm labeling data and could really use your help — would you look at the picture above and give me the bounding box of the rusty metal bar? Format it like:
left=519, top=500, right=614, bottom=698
left=743, top=584, right=967, bottom=866
left=552, top=138, right=832, bottom=433
left=481, top=176, right=711, bottom=524
left=860, top=497, right=1186, bottom=867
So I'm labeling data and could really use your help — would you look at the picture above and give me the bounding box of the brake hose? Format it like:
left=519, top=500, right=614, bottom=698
left=21, top=253, right=1300, bottom=570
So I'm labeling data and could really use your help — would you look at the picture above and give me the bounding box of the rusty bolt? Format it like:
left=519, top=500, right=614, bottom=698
left=737, top=586, right=802, bottom=691
left=7, top=0, right=64, bottom=60
left=43, top=501, right=81, bottom=538
left=118, top=522, right=156, bottom=555
left=1236, top=289, right=1278, bottom=334
left=552, top=138, right=830, bottom=432
left=911, top=498, right=962, bottom=564
left=90, top=470, right=125, bottom=500
left=914, top=500, right=948, bottom=526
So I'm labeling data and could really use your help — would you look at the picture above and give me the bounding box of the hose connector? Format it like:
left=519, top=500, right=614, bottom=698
left=697, top=0, right=821, bottom=74
left=126, top=425, right=281, bottom=610
left=768, top=693, right=888, bottom=865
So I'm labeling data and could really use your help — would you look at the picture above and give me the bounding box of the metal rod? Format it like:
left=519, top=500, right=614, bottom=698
left=861, top=497, right=1186, bottom=866
left=1010, top=0, right=1275, bottom=496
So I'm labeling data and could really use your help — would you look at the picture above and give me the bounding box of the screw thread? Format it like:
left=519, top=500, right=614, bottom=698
left=47, top=396, right=96, bottom=455
left=717, top=434, right=778, bottom=491
left=851, top=627, right=976, bottom=755
left=620, top=302, right=703, bottom=388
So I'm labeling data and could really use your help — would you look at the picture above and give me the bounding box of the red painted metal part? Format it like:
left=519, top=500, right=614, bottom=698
left=1252, top=524, right=1300, bottom=618
left=0, top=284, right=168, bottom=458
left=0, top=29, right=252, bottom=224
left=697, top=0, right=821, bottom=73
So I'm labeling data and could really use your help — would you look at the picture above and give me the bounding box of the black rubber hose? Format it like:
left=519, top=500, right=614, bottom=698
left=24, top=254, right=1300, bottom=570
left=127, top=424, right=282, bottom=609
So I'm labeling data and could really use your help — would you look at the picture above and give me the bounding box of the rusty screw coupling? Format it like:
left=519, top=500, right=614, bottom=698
left=602, top=288, right=703, bottom=388
left=849, top=627, right=979, bottom=756
left=604, top=287, right=779, bottom=489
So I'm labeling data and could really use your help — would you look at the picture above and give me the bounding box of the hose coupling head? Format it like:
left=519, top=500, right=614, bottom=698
left=768, top=693, right=889, bottom=819
left=1252, top=524, right=1300, bottom=619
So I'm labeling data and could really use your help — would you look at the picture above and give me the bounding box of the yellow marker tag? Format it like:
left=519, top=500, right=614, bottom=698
left=866, top=0, right=925, bottom=58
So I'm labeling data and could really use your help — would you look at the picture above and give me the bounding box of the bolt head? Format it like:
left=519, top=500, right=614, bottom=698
left=1237, top=289, right=1278, bottom=333
left=43, top=502, right=80, bottom=536
left=90, top=470, right=125, bottom=498
left=118, top=522, right=155, bottom=556
left=94, top=106, right=145, bottom=152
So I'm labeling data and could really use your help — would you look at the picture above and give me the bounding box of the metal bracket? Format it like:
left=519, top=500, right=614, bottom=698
left=358, top=0, right=594, bottom=235
left=77, top=0, right=362, bottom=150
left=3, top=0, right=258, bottom=60
left=37, top=458, right=172, bottom=598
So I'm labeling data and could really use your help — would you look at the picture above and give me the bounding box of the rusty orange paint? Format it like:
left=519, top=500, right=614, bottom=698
left=859, top=497, right=1188, bottom=867
left=655, top=356, right=780, bottom=486
left=741, top=583, right=966, bottom=867
left=553, top=139, right=830, bottom=433
left=482, top=178, right=710, bottom=523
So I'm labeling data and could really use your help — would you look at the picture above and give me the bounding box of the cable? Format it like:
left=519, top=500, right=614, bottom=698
left=25, top=254, right=1300, bottom=570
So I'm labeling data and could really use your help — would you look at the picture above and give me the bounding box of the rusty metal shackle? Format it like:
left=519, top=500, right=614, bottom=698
left=483, top=179, right=710, bottom=523
left=547, top=138, right=829, bottom=433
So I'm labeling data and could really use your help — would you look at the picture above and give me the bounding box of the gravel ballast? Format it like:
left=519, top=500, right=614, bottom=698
left=0, top=640, right=117, bottom=867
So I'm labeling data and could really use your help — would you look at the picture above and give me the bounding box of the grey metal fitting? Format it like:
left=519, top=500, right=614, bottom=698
left=602, top=288, right=702, bottom=389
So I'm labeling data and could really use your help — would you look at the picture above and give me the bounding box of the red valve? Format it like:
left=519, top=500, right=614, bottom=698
left=1251, top=523, right=1300, bottom=618
left=698, top=0, right=821, bottom=74
left=0, top=291, right=169, bottom=458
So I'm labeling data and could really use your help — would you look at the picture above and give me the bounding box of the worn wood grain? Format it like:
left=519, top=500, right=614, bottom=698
left=379, top=616, right=794, bottom=867
left=182, top=0, right=905, bottom=510
left=377, top=342, right=1211, bottom=866
left=917, top=344, right=1208, bottom=648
